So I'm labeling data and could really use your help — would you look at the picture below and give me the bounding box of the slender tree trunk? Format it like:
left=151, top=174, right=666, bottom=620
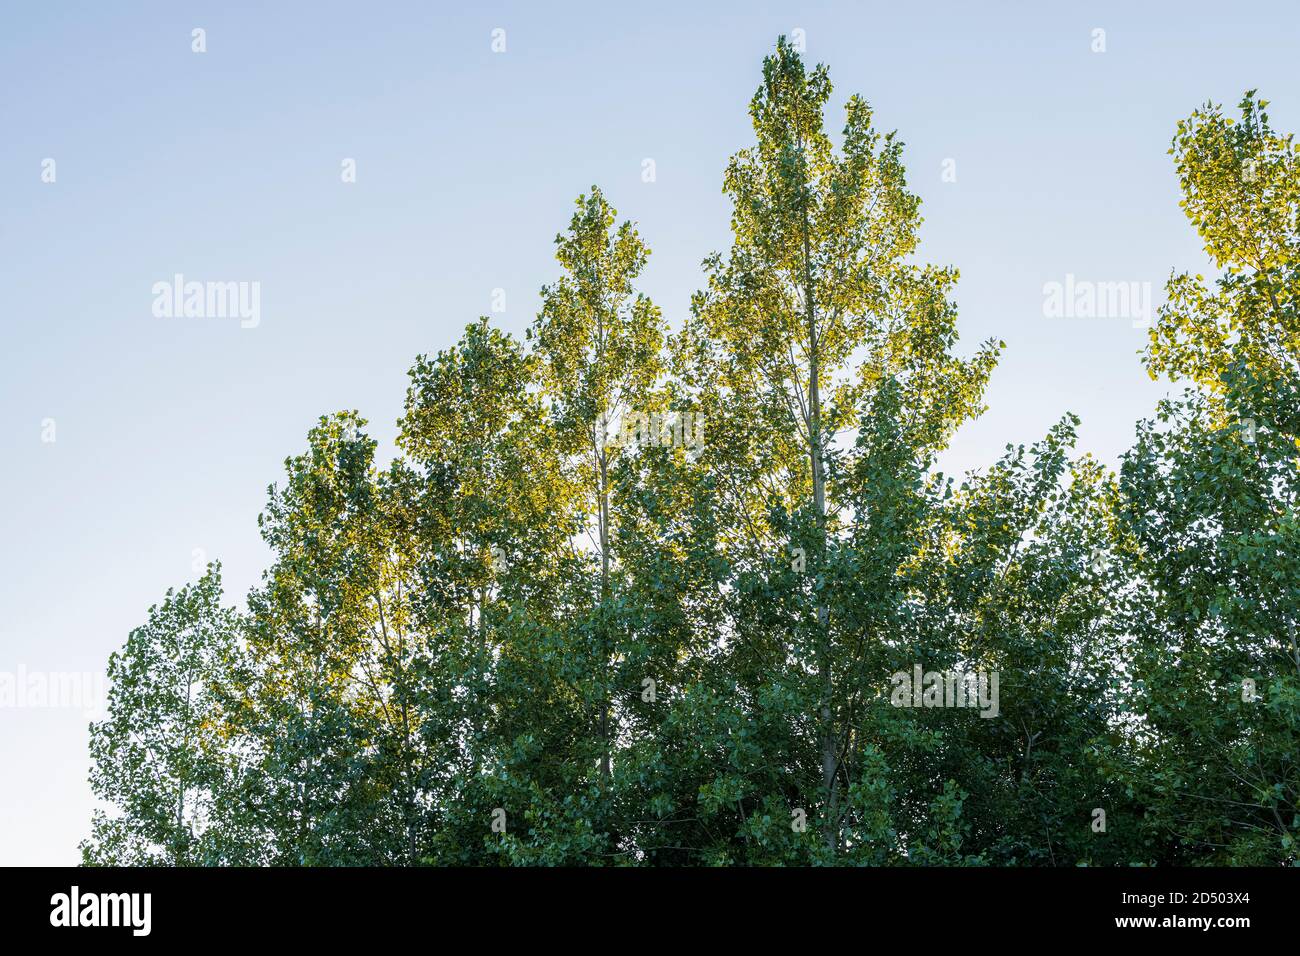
left=598, top=444, right=612, bottom=782
left=406, top=794, right=418, bottom=863
left=176, top=672, right=192, bottom=864
left=810, top=337, right=838, bottom=853
left=800, top=176, right=839, bottom=854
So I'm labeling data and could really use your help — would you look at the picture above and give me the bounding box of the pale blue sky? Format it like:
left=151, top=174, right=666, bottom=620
left=2, top=1, right=1297, bottom=865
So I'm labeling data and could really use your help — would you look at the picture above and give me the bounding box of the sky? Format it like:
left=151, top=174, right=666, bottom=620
left=2, top=1, right=1297, bottom=866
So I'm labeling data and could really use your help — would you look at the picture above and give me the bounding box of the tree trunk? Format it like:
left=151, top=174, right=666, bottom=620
left=801, top=181, right=838, bottom=854
left=598, top=443, right=613, bottom=782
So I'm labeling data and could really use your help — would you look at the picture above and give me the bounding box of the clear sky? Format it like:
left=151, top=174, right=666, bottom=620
left=2, top=1, right=1297, bottom=865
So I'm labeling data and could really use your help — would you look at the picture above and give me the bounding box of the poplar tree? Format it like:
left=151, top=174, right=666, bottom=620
left=83, top=566, right=240, bottom=865
left=528, top=187, right=667, bottom=790
left=397, top=319, right=586, bottom=862
left=238, top=413, right=407, bottom=863
left=82, top=46, right=1299, bottom=870
left=1111, top=92, right=1300, bottom=864
left=678, top=36, right=1000, bottom=854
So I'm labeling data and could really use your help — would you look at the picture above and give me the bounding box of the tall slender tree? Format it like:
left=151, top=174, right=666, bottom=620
left=83, top=566, right=241, bottom=865
left=678, top=37, right=999, bottom=853
left=529, top=187, right=667, bottom=788
left=1109, top=91, right=1300, bottom=864
left=397, top=318, right=586, bottom=862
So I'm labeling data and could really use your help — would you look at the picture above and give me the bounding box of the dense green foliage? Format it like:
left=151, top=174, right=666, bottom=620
left=84, top=44, right=1299, bottom=866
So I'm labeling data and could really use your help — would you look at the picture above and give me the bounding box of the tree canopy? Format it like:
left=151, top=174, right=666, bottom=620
left=84, top=43, right=1299, bottom=867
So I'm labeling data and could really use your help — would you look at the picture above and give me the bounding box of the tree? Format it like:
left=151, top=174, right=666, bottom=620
left=528, top=186, right=667, bottom=795
left=397, top=318, right=589, bottom=863
left=676, top=36, right=999, bottom=854
left=237, top=412, right=411, bottom=864
left=84, top=45, right=1298, bottom=870
left=1146, top=91, right=1299, bottom=404
left=1107, top=91, right=1300, bottom=864
left=83, top=565, right=241, bottom=865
